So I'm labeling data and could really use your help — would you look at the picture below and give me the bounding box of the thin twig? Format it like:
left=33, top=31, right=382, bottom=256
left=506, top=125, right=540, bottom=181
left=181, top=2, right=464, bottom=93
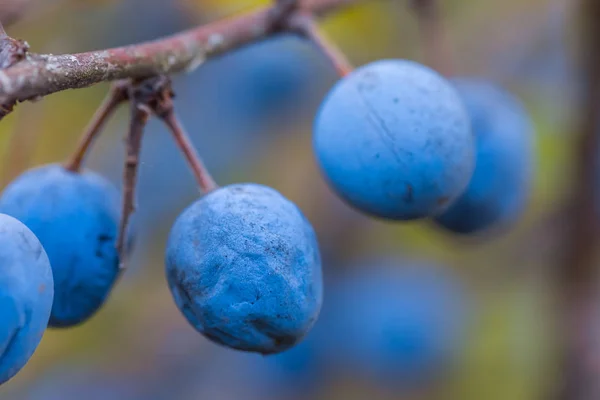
left=116, top=97, right=150, bottom=269
left=0, top=0, right=366, bottom=118
left=288, top=12, right=353, bottom=77
left=64, top=82, right=128, bottom=172
left=554, top=0, right=600, bottom=398
left=161, top=111, right=218, bottom=194
left=410, top=0, right=453, bottom=75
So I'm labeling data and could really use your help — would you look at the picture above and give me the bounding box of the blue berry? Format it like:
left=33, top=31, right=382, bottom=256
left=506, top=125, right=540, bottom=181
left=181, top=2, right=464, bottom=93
left=313, top=59, right=475, bottom=220
left=435, top=79, right=535, bottom=234
left=0, top=164, right=123, bottom=327
left=0, top=213, right=53, bottom=385
left=325, top=259, right=468, bottom=386
left=166, top=183, right=323, bottom=354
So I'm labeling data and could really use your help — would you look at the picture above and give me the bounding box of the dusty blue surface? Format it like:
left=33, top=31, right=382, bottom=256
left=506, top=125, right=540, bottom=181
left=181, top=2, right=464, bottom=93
left=0, top=214, right=53, bottom=385
left=313, top=59, right=475, bottom=220
left=435, top=79, right=535, bottom=234
left=166, top=183, right=323, bottom=354
left=0, top=164, right=122, bottom=327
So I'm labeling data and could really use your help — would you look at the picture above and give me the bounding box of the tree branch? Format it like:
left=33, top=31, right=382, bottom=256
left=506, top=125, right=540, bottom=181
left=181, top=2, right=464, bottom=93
left=0, top=0, right=365, bottom=119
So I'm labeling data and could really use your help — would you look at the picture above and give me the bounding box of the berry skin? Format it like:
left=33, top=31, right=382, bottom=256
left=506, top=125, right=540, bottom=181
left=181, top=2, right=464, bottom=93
left=435, top=79, right=535, bottom=234
left=165, top=183, right=323, bottom=355
left=0, top=164, right=123, bottom=328
left=313, top=59, right=475, bottom=220
left=0, top=213, right=53, bottom=385
left=325, top=259, right=468, bottom=387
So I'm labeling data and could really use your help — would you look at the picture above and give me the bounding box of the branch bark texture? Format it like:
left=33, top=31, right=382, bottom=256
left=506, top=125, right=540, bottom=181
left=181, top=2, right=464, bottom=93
left=0, top=0, right=361, bottom=117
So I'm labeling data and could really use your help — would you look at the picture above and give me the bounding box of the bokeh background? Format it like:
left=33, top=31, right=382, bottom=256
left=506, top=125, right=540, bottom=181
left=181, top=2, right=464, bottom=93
left=0, top=0, right=579, bottom=399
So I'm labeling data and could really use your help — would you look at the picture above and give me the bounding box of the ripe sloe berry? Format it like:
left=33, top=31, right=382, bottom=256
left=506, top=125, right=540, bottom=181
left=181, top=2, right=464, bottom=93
left=0, top=213, right=53, bottom=385
left=314, top=59, right=475, bottom=220
left=0, top=164, right=123, bottom=327
left=166, top=183, right=323, bottom=355
left=435, top=79, right=535, bottom=234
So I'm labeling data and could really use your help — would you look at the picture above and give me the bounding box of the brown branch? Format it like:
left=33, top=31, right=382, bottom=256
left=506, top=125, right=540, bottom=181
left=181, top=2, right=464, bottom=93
left=116, top=95, right=150, bottom=270
left=410, top=0, right=453, bottom=75
left=64, top=81, right=128, bottom=172
left=288, top=12, right=353, bottom=77
left=0, top=0, right=365, bottom=119
left=554, top=0, right=600, bottom=398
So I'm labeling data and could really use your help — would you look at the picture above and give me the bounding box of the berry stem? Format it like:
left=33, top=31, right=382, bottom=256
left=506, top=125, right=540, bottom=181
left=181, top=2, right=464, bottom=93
left=116, top=98, right=150, bottom=269
left=410, top=0, right=453, bottom=76
left=161, top=111, right=219, bottom=194
left=64, top=82, right=128, bottom=173
left=289, top=12, right=353, bottom=77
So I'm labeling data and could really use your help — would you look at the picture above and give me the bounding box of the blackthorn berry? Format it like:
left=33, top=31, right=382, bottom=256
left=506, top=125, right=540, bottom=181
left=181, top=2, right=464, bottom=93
left=0, top=164, right=123, bottom=328
left=0, top=213, right=53, bottom=385
left=314, top=59, right=475, bottom=220
left=435, top=79, right=535, bottom=234
left=166, top=183, right=322, bottom=355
